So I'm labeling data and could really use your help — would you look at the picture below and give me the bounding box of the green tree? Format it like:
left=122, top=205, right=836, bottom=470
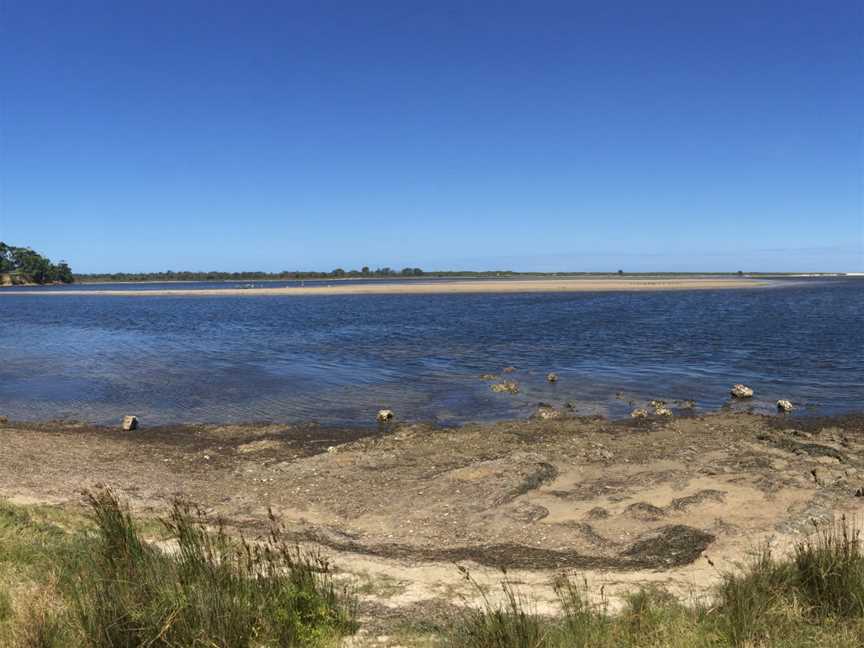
left=0, top=242, right=75, bottom=284
left=55, top=261, right=74, bottom=283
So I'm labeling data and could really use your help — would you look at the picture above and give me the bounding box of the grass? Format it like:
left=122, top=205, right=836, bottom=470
left=447, top=517, right=864, bottom=647
left=0, top=490, right=357, bottom=647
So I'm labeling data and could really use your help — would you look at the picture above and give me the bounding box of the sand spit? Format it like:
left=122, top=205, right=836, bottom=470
left=0, top=277, right=766, bottom=297
left=1, top=411, right=862, bottom=628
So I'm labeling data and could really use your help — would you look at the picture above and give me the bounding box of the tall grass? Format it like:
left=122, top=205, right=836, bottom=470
left=448, top=517, right=864, bottom=647
left=69, top=490, right=357, bottom=647
left=0, top=490, right=356, bottom=647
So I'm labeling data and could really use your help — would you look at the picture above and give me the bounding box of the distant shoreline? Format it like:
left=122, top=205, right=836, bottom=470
left=0, top=276, right=768, bottom=296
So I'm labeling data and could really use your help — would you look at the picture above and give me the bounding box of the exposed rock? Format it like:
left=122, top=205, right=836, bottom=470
left=730, top=384, right=754, bottom=399
left=655, top=406, right=673, bottom=417
left=0, top=416, right=7, bottom=424
left=546, top=372, right=558, bottom=383
left=630, top=408, right=649, bottom=419
left=491, top=381, right=519, bottom=394
left=777, top=399, right=794, bottom=412
left=534, top=406, right=561, bottom=420
left=327, top=446, right=337, bottom=453
left=677, top=399, right=696, bottom=409
left=650, top=399, right=666, bottom=408
left=121, top=415, right=138, bottom=431
left=376, top=409, right=394, bottom=422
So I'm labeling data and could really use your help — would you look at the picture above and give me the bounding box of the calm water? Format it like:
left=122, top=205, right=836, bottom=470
left=1, top=278, right=861, bottom=426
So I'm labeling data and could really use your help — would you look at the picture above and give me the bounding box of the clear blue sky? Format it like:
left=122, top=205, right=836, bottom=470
left=1, top=1, right=861, bottom=273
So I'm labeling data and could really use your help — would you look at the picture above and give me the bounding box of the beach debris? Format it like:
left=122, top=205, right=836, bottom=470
left=590, top=445, right=614, bottom=461
left=502, top=366, right=516, bottom=373
left=546, top=372, right=558, bottom=383
left=376, top=409, right=394, bottom=423
left=586, top=506, right=610, bottom=520
left=491, top=381, right=519, bottom=394
left=479, top=373, right=498, bottom=381
left=626, top=501, right=667, bottom=521
left=777, top=399, right=794, bottom=412
left=506, top=501, right=549, bottom=523
left=730, top=384, right=754, bottom=399
left=121, top=415, right=139, bottom=431
left=630, top=408, right=649, bottom=419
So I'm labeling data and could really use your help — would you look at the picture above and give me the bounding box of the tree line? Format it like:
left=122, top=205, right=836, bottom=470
left=75, top=267, right=526, bottom=282
left=0, top=242, right=74, bottom=284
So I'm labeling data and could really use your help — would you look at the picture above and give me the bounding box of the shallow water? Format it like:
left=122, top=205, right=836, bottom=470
left=1, top=278, right=861, bottom=425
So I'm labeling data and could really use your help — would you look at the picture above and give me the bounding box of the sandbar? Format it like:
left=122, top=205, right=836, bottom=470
left=0, top=277, right=767, bottom=296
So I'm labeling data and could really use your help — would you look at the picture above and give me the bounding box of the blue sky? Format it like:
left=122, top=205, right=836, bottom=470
left=1, top=1, right=861, bottom=273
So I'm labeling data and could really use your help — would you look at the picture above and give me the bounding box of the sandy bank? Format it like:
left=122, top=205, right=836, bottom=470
left=1, top=411, right=861, bottom=625
left=0, top=277, right=766, bottom=296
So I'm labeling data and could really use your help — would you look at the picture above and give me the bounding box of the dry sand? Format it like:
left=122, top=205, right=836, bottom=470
left=0, top=277, right=766, bottom=297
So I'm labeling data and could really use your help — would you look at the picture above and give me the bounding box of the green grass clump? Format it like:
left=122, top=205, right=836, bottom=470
left=0, top=491, right=356, bottom=647
left=448, top=517, right=864, bottom=647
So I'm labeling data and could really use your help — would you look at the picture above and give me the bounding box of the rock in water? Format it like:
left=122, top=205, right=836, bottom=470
left=376, top=409, right=394, bottom=422
left=534, top=406, right=560, bottom=420
left=631, top=408, right=649, bottom=419
left=546, top=372, right=558, bottom=383
left=655, top=406, right=673, bottom=417
left=730, top=384, right=754, bottom=399
left=122, top=415, right=139, bottom=431
left=490, top=381, right=519, bottom=394
left=777, top=399, right=794, bottom=412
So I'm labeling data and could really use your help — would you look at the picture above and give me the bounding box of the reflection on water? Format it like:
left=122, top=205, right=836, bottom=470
left=0, top=278, right=861, bottom=425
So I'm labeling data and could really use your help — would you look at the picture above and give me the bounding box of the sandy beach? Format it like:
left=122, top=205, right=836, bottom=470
left=0, top=277, right=767, bottom=296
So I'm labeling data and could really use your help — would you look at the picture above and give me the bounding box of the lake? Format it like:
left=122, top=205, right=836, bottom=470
left=1, top=278, right=861, bottom=426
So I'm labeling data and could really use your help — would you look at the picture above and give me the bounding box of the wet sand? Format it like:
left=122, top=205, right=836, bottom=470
left=1, top=410, right=862, bottom=629
left=0, top=277, right=766, bottom=296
